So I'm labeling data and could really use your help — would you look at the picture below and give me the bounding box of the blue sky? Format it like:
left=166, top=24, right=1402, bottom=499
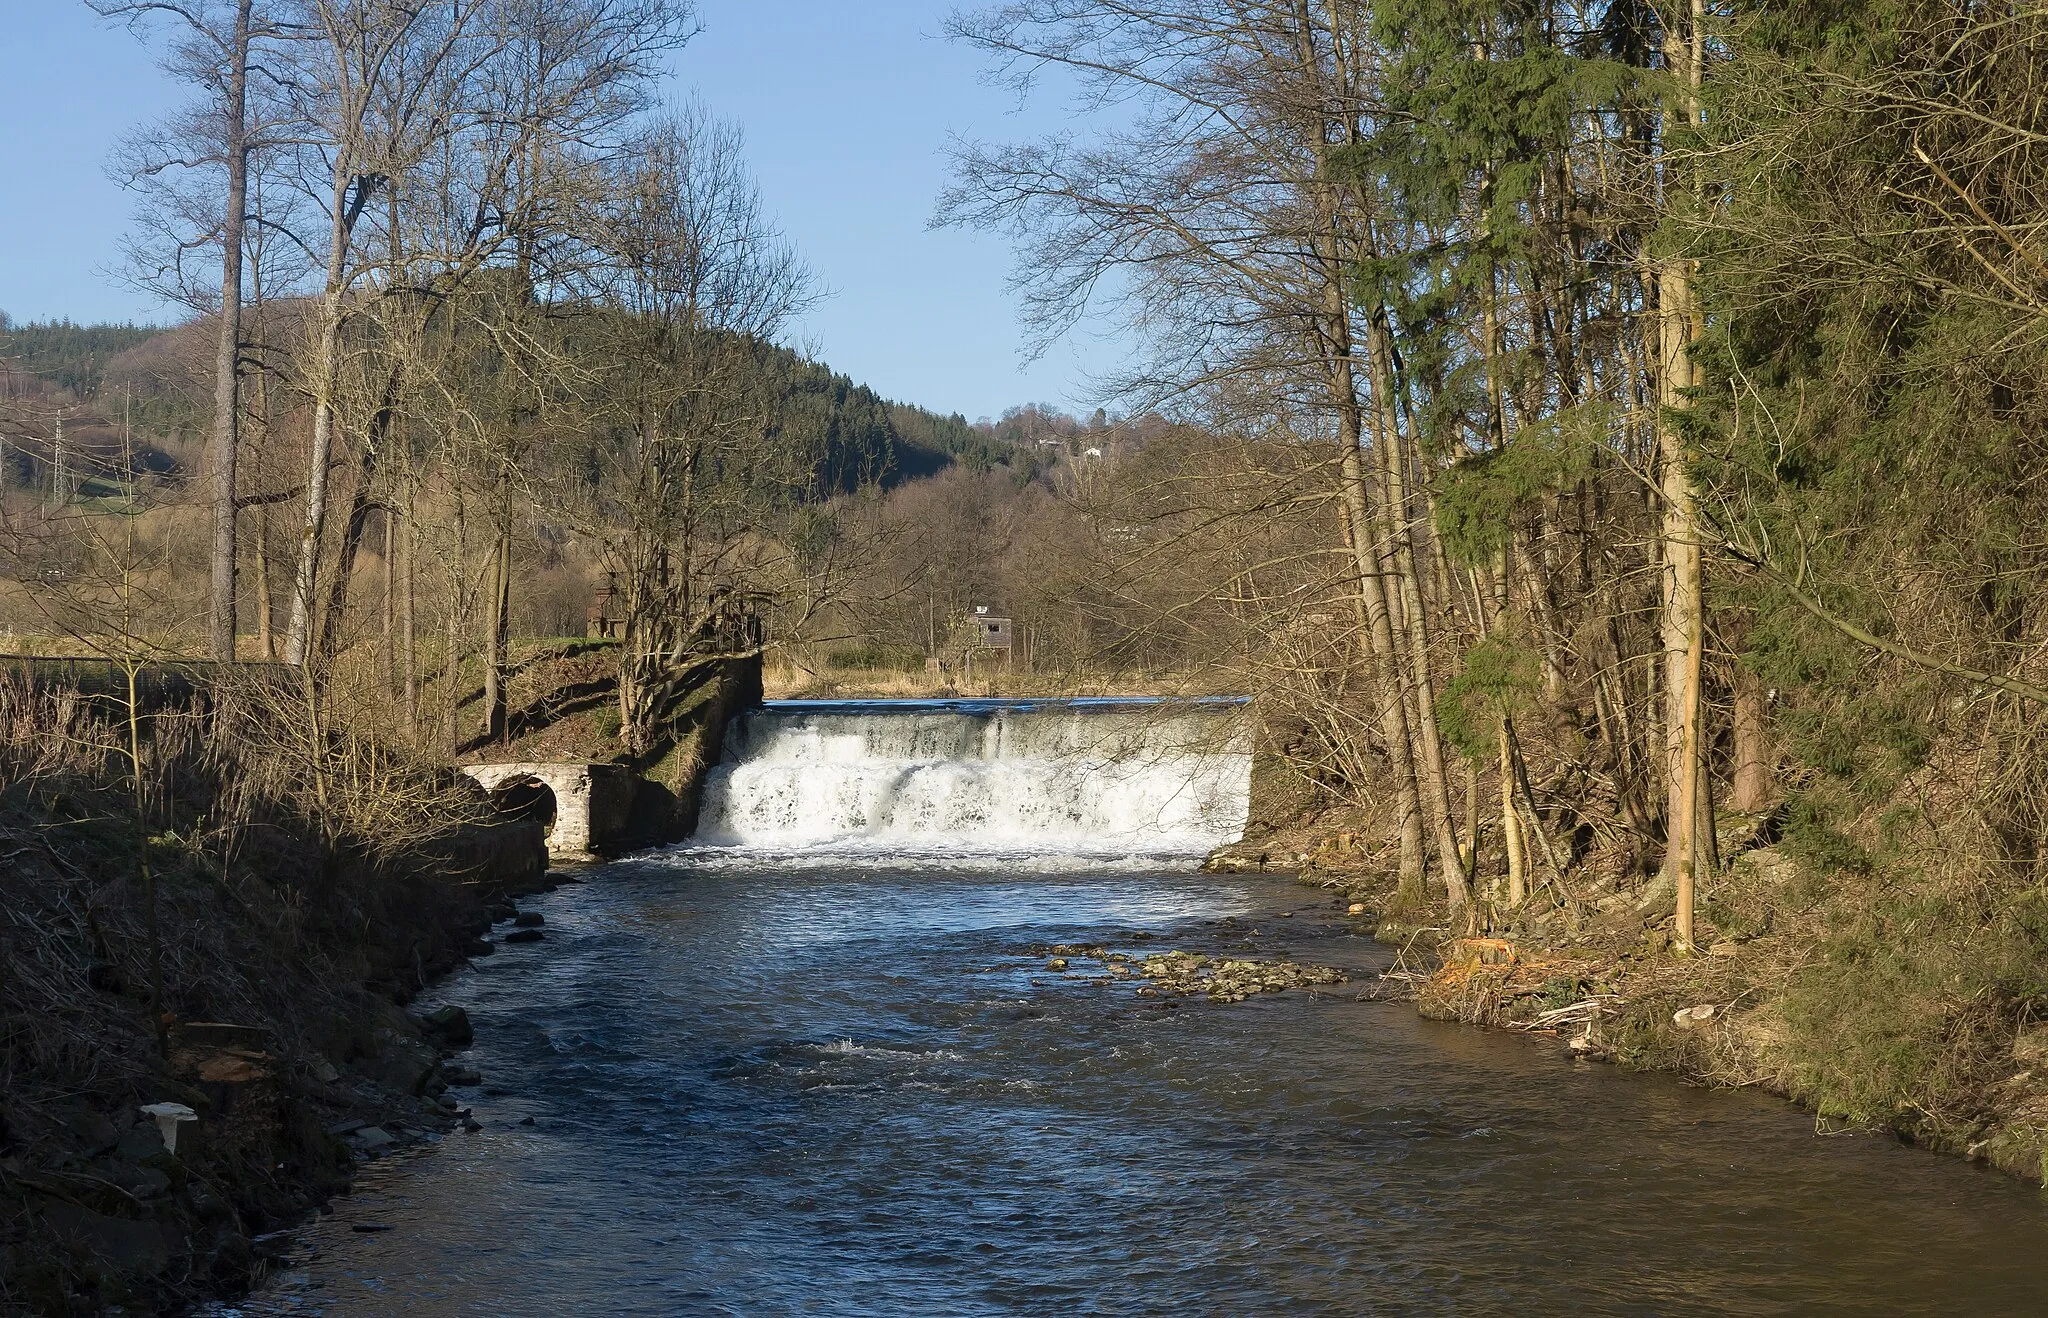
left=0, top=0, right=1115, bottom=421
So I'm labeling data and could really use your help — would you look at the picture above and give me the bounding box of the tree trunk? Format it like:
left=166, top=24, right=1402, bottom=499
left=1658, top=258, right=1704, bottom=887
left=1673, top=594, right=1706, bottom=952
left=442, top=602, right=463, bottom=750
left=481, top=491, right=512, bottom=741
left=1658, top=1, right=1710, bottom=888
left=1462, top=754, right=1478, bottom=881
left=254, top=502, right=274, bottom=660
left=442, top=544, right=464, bottom=751
left=380, top=505, right=395, bottom=689
left=1285, top=26, right=1449, bottom=903
left=318, top=371, right=405, bottom=662
left=208, top=0, right=253, bottom=663
left=1365, top=313, right=1469, bottom=904
left=1662, top=4, right=1712, bottom=936
left=286, top=167, right=373, bottom=668
left=1732, top=674, right=1771, bottom=811
left=286, top=320, right=342, bottom=667
left=250, top=361, right=276, bottom=660
left=1336, top=489, right=1427, bottom=887
left=1500, top=719, right=1526, bottom=908
left=400, top=493, right=418, bottom=736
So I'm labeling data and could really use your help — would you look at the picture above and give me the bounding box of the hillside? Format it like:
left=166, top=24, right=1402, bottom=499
left=0, top=317, right=163, bottom=398
left=0, top=316, right=1000, bottom=499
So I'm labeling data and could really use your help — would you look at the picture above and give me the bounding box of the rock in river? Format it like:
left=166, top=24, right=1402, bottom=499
left=417, top=1004, right=474, bottom=1047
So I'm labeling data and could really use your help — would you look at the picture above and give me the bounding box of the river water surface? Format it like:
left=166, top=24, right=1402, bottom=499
left=227, top=851, right=2048, bottom=1315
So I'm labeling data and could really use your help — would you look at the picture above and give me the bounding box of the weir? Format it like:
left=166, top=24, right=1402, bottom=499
left=692, top=697, right=1253, bottom=858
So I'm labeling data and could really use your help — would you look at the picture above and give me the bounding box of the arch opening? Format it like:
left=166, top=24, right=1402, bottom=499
left=493, top=775, right=558, bottom=840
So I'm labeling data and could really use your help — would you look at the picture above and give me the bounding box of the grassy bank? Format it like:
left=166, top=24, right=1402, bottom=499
left=1178, top=684, right=2048, bottom=1182
left=1223, top=789, right=2048, bottom=1187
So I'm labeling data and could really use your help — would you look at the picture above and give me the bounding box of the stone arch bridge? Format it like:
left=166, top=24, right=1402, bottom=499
left=459, top=762, right=636, bottom=860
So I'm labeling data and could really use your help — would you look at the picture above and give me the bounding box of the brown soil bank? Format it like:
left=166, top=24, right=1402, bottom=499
left=0, top=672, right=548, bottom=1315
left=1216, top=740, right=2048, bottom=1187
left=1398, top=825, right=2048, bottom=1187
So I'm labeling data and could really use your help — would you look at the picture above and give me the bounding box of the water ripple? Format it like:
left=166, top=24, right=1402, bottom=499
left=218, top=863, right=2048, bottom=1317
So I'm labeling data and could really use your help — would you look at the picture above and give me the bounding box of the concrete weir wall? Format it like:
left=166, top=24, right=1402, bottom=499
left=460, top=762, right=637, bottom=859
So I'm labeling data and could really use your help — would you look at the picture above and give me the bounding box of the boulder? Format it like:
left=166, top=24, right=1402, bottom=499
left=504, top=928, right=544, bottom=944
left=357, top=1029, right=440, bottom=1096
left=185, top=1179, right=232, bottom=1220
left=417, top=1004, right=474, bottom=1048
left=95, top=1158, right=171, bottom=1200
left=513, top=911, right=546, bottom=928
left=60, top=1108, right=120, bottom=1156
left=116, top=1123, right=167, bottom=1161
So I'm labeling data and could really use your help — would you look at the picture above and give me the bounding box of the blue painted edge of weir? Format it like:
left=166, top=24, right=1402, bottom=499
left=760, top=695, right=1252, bottom=715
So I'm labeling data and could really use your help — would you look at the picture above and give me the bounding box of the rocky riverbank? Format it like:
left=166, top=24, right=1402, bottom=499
left=0, top=673, right=560, bottom=1316
left=1, top=848, right=575, bottom=1317
left=2, top=647, right=769, bottom=1314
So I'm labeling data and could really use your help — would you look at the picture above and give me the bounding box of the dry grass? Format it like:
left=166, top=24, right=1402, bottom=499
left=0, top=666, right=520, bottom=1313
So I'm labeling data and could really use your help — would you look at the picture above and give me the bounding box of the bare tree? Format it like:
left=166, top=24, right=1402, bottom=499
left=91, top=0, right=270, bottom=661
left=259, top=0, right=691, bottom=688
left=942, top=1, right=1471, bottom=906
left=572, top=106, right=816, bottom=754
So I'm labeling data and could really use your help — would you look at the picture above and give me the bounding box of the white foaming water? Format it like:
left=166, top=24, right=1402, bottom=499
left=689, top=698, right=1252, bottom=863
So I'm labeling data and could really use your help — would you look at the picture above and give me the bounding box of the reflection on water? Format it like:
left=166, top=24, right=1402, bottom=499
left=219, top=852, right=2048, bottom=1316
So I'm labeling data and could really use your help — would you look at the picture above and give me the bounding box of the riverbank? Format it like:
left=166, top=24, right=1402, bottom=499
left=0, top=675, right=551, bottom=1315
left=1210, top=805, right=2048, bottom=1188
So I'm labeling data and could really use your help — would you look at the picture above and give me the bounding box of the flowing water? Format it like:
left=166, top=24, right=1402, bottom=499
left=692, top=698, right=1253, bottom=859
left=221, top=701, right=2048, bottom=1316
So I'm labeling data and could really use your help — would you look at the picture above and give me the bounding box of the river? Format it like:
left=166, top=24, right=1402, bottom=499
left=219, top=848, right=2048, bottom=1316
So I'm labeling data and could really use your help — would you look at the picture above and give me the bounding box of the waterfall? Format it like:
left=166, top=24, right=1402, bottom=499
left=691, top=698, right=1252, bottom=860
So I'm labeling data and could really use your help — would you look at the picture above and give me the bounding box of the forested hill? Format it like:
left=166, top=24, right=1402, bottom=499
left=0, top=317, right=162, bottom=397
left=742, top=337, right=1012, bottom=491
left=0, top=315, right=1004, bottom=492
